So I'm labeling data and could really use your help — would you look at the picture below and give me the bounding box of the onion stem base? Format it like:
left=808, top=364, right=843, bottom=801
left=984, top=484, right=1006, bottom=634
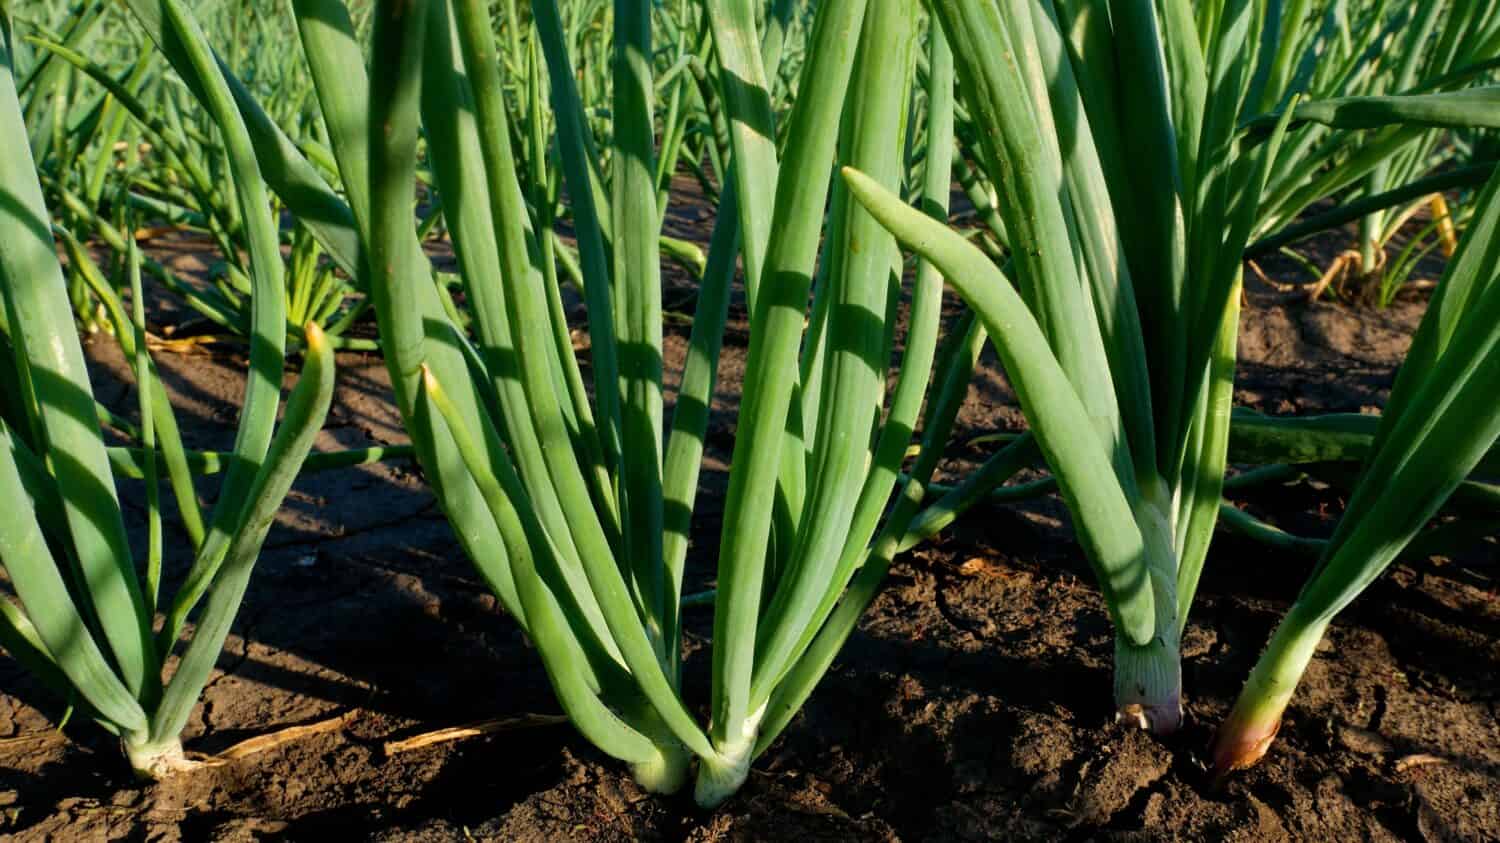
left=123, top=736, right=197, bottom=780
left=694, top=705, right=764, bottom=808
left=1211, top=612, right=1329, bottom=778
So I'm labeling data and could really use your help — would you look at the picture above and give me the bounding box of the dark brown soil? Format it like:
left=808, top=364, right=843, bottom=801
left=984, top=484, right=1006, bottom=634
left=2, top=221, right=1496, bottom=841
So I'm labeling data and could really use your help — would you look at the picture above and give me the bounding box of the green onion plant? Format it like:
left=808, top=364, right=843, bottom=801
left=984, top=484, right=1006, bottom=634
left=844, top=0, right=1500, bottom=734
left=1211, top=162, right=1500, bottom=777
left=0, top=4, right=335, bottom=778
left=110, top=0, right=976, bottom=806
left=841, top=0, right=1304, bottom=734
left=358, top=0, right=945, bottom=806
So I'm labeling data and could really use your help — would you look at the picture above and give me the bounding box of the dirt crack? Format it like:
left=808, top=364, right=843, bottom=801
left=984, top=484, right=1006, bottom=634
left=262, top=499, right=440, bottom=552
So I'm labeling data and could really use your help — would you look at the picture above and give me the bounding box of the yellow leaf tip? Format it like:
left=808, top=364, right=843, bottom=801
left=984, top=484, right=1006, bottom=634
left=302, top=321, right=326, bottom=346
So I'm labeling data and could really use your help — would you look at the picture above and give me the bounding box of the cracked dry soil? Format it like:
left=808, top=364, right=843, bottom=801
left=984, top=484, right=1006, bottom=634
left=0, top=240, right=1496, bottom=841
